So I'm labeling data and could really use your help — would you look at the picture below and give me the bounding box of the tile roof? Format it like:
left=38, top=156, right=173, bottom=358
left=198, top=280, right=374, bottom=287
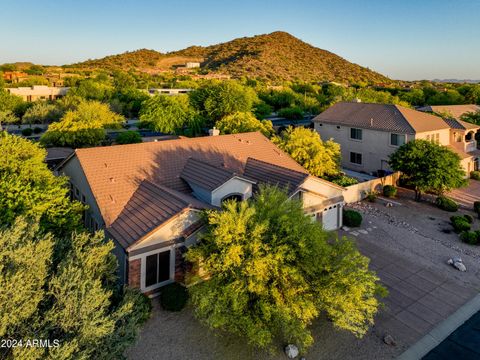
left=417, top=104, right=480, bottom=120
left=180, top=157, right=247, bottom=191
left=70, top=132, right=305, bottom=227
left=243, top=158, right=308, bottom=194
left=107, top=180, right=210, bottom=249
left=446, top=145, right=475, bottom=160
left=443, top=117, right=480, bottom=131
left=313, top=102, right=449, bottom=134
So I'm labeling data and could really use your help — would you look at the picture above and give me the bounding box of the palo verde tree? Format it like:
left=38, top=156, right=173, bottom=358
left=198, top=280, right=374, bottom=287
left=389, top=139, right=466, bottom=201
left=215, top=111, right=274, bottom=137
left=273, top=127, right=341, bottom=178
left=139, top=94, right=196, bottom=134
left=187, top=186, right=384, bottom=352
left=41, top=100, right=124, bottom=148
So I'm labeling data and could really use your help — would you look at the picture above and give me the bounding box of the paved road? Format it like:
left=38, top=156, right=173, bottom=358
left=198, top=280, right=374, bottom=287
left=448, top=180, right=480, bottom=209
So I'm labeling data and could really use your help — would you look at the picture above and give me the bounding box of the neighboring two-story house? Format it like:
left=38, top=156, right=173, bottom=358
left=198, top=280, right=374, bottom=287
left=58, top=132, right=345, bottom=296
left=417, top=104, right=480, bottom=120
left=313, top=102, right=480, bottom=175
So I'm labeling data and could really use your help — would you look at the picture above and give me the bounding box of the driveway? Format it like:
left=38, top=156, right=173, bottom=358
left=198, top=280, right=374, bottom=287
left=448, top=179, right=480, bottom=209
left=126, top=195, right=480, bottom=360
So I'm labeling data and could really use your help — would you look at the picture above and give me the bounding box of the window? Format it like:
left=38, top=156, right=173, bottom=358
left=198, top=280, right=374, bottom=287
left=350, top=128, right=363, bottom=140
left=350, top=152, right=362, bottom=165
left=145, top=250, right=171, bottom=288
left=391, top=133, right=406, bottom=146
left=435, top=133, right=440, bottom=143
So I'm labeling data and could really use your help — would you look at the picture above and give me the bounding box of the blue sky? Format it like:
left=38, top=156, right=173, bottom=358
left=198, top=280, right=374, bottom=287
left=1, top=0, right=479, bottom=80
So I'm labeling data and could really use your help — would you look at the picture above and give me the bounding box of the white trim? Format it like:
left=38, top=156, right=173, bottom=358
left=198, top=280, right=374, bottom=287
left=137, top=246, right=176, bottom=293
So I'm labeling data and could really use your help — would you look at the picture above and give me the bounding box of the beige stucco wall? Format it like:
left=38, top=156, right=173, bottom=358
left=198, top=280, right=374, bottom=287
left=129, top=210, right=201, bottom=251
left=343, top=172, right=400, bottom=203
left=211, top=177, right=253, bottom=206
left=415, top=128, right=450, bottom=145
left=315, top=122, right=413, bottom=174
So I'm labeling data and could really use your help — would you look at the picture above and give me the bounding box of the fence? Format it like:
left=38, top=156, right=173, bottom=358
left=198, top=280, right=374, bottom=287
left=343, top=172, right=401, bottom=203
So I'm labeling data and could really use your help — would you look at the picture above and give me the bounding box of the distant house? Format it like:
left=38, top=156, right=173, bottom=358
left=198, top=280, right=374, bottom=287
left=313, top=102, right=480, bottom=175
left=58, top=132, right=345, bottom=295
left=6, top=85, right=69, bottom=102
left=147, top=88, right=193, bottom=96
left=2, top=71, right=28, bottom=83
left=417, top=104, right=480, bottom=120
left=185, top=62, right=200, bottom=68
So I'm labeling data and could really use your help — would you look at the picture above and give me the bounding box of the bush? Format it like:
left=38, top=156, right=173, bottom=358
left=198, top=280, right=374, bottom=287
left=21, top=127, right=33, bottom=136
left=33, top=126, right=43, bottom=134
left=160, top=283, right=188, bottom=312
left=460, top=231, right=480, bottom=245
left=366, top=191, right=377, bottom=202
left=383, top=185, right=397, bottom=198
left=343, top=209, right=362, bottom=227
left=436, top=196, right=458, bottom=212
left=470, top=171, right=480, bottom=181
left=329, top=175, right=358, bottom=187
left=474, top=201, right=480, bottom=218
left=116, top=131, right=142, bottom=145
left=463, top=214, right=474, bottom=224
left=450, top=216, right=471, bottom=233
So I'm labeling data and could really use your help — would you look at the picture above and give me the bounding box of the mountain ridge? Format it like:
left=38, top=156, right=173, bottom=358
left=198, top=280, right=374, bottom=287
left=70, top=31, right=390, bottom=84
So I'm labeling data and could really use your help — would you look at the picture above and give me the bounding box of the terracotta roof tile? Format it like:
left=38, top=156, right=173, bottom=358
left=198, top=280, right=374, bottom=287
left=418, top=105, right=480, bottom=120
left=181, top=157, right=237, bottom=191
left=70, top=132, right=305, bottom=227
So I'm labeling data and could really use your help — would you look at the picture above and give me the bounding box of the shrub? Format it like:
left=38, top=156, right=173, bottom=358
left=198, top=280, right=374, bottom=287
left=366, top=191, right=377, bottom=202
left=33, top=126, right=43, bottom=134
left=436, top=196, right=458, bottom=212
left=474, top=201, right=480, bottom=218
left=343, top=209, right=362, bottom=227
left=160, top=283, right=188, bottom=311
left=460, top=231, right=480, bottom=245
left=21, top=127, right=33, bottom=136
left=470, top=171, right=480, bottom=181
left=383, top=185, right=397, bottom=198
left=463, top=214, right=474, bottom=224
left=116, top=130, right=142, bottom=144
left=450, top=216, right=471, bottom=233
left=329, top=175, right=358, bottom=187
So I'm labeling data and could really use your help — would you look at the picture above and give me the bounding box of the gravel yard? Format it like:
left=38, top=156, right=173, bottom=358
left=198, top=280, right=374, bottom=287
left=126, top=190, right=480, bottom=360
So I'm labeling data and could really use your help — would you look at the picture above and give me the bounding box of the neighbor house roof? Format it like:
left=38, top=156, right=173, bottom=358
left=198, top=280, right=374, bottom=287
left=66, top=132, right=306, bottom=230
left=107, top=181, right=211, bottom=249
left=443, top=118, right=480, bottom=131
left=313, top=102, right=450, bottom=134
left=417, top=105, right=480, bottom=120
left=180, top=157, right=254, bottom=191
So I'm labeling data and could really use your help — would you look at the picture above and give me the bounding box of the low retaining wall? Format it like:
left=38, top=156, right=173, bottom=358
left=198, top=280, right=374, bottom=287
left=343, top=172, right=400, bottom=203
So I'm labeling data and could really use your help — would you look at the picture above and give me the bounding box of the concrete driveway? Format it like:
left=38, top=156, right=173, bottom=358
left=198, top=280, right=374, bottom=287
left=448, top=179, right=480, bottom=209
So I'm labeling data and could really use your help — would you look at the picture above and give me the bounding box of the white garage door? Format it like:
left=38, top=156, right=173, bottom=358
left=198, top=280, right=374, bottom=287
left=321, top=206, right=338, bottom=230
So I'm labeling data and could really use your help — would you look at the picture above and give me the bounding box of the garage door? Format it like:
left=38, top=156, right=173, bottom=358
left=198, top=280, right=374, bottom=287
left=321, top=206, right=338, bottom=230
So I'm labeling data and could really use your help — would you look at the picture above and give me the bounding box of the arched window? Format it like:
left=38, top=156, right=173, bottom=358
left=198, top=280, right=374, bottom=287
left=221, top=194, right=243, bottom=203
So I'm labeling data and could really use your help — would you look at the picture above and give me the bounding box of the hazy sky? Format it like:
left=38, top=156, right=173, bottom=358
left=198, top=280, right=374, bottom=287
left=1, top=0, right=479, bottom=81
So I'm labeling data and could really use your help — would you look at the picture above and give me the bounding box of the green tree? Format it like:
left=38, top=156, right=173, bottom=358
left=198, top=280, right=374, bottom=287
left=399, top=89, right=425, bottom=106
left=69, top=78, right=114, bottom=101
left=389, top=140, right=467, bottom=201
left=0, top=132, right=83, bottom=235
left=116, top=130, right=142, bottom=144
left=187, top=186, right=383, bottom=351
left=190, top=80, right=258, bottom=121
left=215, top=111, right=273, bottom=137
left=273, top=127, right=341, bottom=178
left=22, top=101, right=62, bottom=124
left=139, top=94, right=194, bottom=134
left=41, top=101, right=124, bottom=148
left=0, top=218, right=151, bottom=360
left=461, top=111, right=480, bottom=125
left=278, top=106, right=304, bottom=120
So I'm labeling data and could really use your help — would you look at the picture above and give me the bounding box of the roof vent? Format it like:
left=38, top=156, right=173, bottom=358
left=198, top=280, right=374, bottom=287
left=208, top=127, right=220, bottom=136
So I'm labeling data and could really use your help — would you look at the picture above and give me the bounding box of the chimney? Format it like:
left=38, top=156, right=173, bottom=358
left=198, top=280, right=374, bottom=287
left=209, top=127, right=220, bottom=136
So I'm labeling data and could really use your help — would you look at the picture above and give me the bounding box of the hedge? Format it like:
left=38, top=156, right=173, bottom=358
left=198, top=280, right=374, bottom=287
left=383, top=185, right=397, bottom=198
left=436, top=196, right=458, bottom=212
left=343, top=209, right=362, bottom=227
left=450, top=216, right=471, bottom=233
left=160, top=283, right=189, bottom=312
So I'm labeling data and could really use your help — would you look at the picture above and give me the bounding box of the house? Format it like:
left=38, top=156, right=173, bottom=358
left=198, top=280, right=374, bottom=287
left=147, top=88, right=193, bottom=96
left=417, top=104, right=480, bottom=120
left=6, top=85, right=69, bottom=101
left=313, top=102, right=480, bottom=175
left=58, top=132, right=345, bottom=295
left=2, top=71, right=28, bottom=83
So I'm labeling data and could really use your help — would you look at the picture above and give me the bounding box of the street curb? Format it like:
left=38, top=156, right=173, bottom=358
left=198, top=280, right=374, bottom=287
left=397, top=293, right=480, bottom=360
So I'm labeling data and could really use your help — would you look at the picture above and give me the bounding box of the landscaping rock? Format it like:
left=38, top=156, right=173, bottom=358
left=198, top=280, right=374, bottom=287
left=383, top=334, right=397, bottom=346
left=385, top=202, right=393, bottom=207
left=285, top=344, right=299, bottom=359
left=447, top=257, right=467, bottom=272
